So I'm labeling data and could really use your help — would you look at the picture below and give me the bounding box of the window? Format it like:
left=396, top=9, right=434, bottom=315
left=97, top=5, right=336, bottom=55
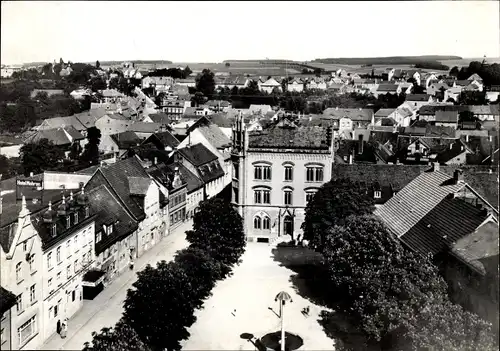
left=96, top=232, right=102, bottom=243
left=254, top=216, right=261, bottom=229
left=72, top=290, right=76, bottom=302
left=56, top=247, right=61, bottom=263
left=66, top=265, right=71, bottom=279
left=66, top=215, right=71, bottom=229
left=85, top=206, right=90, bottom=218
left=17, top=316, right=36, bottom=346
left=29, top=284, right=36, bottom=303
left=83, top=252, right=87, bottom=264
left=263, top=216, right=271, bottom=230
left=1, top=327, right=5, bottom=344
left=284, top=190, right=293, bottom=205
left=306, top=165, right=324, bottom=182
left=47, top=252, right=53, bottom=269
left=306, top=191, right=317, bottom=204
left=74, top=236, right=78, bottom=252
left=51, top=223, right=57, bottom=237
left=66, top=240, right=70, bottom=254
left=16, top=294, right=23, bottom=314
left=254, top=165, right=271, bottom=180
left=54, top=304, right=58, bottom=317
left=29, top=254, right=35, bottom=272
left=74, top=212, right=79, bottom=224
left=57, top=271, right=61, bottom=281
left=74, top=259, right=78, bottom=273
left=16, top=262, right=22, bottom=282
left=374, top=191, right=381, bottom=199
left=23, top=241, right=27, bottom=252
left=254, top=188, right=271, bottom=204
left=284, top=166, right=293, bottom=181
left=48, top=278, right=52, bottom=290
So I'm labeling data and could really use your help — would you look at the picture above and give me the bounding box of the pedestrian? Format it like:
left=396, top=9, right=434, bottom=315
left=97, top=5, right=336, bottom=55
left=60, top=319, right=68, bottom=339
left=129, top=259, right=134, bottom=270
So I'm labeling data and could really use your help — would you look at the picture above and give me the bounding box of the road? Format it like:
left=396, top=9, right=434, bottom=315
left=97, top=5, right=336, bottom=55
left=40, top=220, right=192, bottom=351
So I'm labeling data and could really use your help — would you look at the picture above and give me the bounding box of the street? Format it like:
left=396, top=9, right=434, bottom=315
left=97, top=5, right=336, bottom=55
left=40, top=220, right=192, bottom=351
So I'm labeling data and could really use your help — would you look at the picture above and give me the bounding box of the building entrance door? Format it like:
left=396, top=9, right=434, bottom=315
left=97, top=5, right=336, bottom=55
left=283, top=216, right=294, bottom=237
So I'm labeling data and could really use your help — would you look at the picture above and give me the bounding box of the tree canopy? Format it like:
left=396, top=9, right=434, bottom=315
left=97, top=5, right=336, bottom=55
left=20, top=139, right=65, bottom=176
left=80, top=127, right=102, bottom=166
left=83, top=319, right=151, bottom=351
left=195, top=69, right=216, bottom=97
left=301, top=178, right=375, bottom=251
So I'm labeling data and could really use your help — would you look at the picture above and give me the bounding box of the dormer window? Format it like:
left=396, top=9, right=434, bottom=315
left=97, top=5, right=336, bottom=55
left=374, top=191, right=382, bottom=199
left=66, top=216, right=71, bottom=229
left=74, top=212, right=78, bottom=224
left=85, top=206, right=90, bottom=218
left=108, top=224, right=113, bottom=234
left=51, top=224, right=57, bottom=237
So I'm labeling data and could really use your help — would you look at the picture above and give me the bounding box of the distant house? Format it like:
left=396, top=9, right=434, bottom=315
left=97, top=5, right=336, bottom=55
left=24, top=126, right=86, bottom=158
left=249, top=104, right=273, bottom=115
left=405, top=70, right=421, bottom=85
left=287, top=78, right=304, bottom=92
left=374, top=108, right=398, bottom=125
left=70, top=89, right=92, bottom=100
left=0, top=135, right=24, bottom=158
left=175, top=78, right=196, bottom=88
left=147, top=112, right=172, bottom=127
left=107, top=131, right=142, bottom=157
left=141, top=76, right=174, bottom=91
left=215, top=75, right=250, bottom=90
left=323, top=107, right=374, bottom=136
left=406, top=94, right=434, bottom=109
left=99, top=89, right=125, bottom=103
left=95, top=114, right=133, bottom=136
left=206, top=100, right=232, bottom=113
left=259, top=78, right=282, bottom=94
left=306, top=77, right=327, bottom=90
left=375, top=84, right=401, bottom=97
left=142, top=130, right=181, bottom=153
left=126, top=122, right=163, bottom=139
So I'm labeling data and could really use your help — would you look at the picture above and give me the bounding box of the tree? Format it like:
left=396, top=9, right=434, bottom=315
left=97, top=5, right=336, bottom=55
left=68, top=142, right=82, bottom=160
left=459, top=110, right=478, bottom=122
left=301, top=178, right=375, bottom=251
left=195, top=69, right=215, bottom=97
left=20, top=139, right=65, bottom=176
left=225, top=62, right=230, bottom=67
left=89, top=77, right=107, bottom=92
left=401, top=300, right=498, bottom=350
left=0, top=155, right=20, bottom=178
left=320, top=215, right=448, bottom=344
left=314, top=68, right=322, bottom=77
left=186, top=197, right=245, bottom=267
left=191, top=92, right=206, bottom=106
left=83, top=319, right=151, bottom=351
left=184, top=65, right=192, bottom=77
left=449, top=66, right=459, bottom=77
left=123, top=260, right=199, bottom=351
left=80, top=127, right=101, bottom=165
left=95, top=60, right=100, bottom=69
left=458, top=91, right=487, bottom=105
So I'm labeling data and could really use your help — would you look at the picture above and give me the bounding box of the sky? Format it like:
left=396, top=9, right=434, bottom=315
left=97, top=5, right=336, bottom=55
left=1, top=1, right=499, bottom=65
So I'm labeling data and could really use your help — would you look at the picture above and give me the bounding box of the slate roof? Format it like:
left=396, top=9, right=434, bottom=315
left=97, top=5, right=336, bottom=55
left=39, top=116, right=87, bottom=132
left=147, top=163, right=187, bottom=192
left=469, top=105, right=499, bottom=115
left=435, top=110, right=459, bottom=123
left=178, top=143, right=218, bottom=166
left=377, top=84, right=399, bottom=92
left=24, top=126, right=84, bottom=145
left=192, top=119, right=231, bottom=149
left=86, top=185, right=138, bottom=255
left=110, top=131, right=142, bottom=149
left=400, top=196, right=489, bottom=257
left=374, top=169, right=495, bottom=240
left=73, top=108, right=109, bottom=128
left=323, top=108, right=373, bottom=121
left=169, top=162, right=203, bottom=193
left=127, top=122, right=162, bottom=133
left=128, top=176, right=152, bottom=196
left=450, top=221, right=498, bottom=275
left=148, top=113, right=172, bottom=125
left=87, top=156, right=150, bottom=221
left=435, top=140, right=469, bottom=164
left=406, top=94, right=431, bottom=102
left=143, top=131, right=180, bottom=150
left=248, top=126, right=330, bottom=149
left=374, top=108, right=396, bottom=118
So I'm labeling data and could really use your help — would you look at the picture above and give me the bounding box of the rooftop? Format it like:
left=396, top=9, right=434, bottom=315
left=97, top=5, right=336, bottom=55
left=248, top=126, right=330, bottom=150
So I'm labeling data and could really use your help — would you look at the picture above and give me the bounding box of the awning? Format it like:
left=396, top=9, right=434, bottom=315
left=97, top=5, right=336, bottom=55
left=82, top=270, right=106, bottom=287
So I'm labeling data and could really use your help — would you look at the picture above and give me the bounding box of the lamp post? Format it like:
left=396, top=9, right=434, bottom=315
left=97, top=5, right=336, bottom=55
left=275, top=291, right=292, bottom=351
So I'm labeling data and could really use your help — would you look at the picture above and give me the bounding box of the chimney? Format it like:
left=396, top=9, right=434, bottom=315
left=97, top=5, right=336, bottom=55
left=432, top=162, right=440, bottom=172
left=154, top=157, right=157, bottom=165
left=465, top=134, right=469, bottom=142
left=453, top=169, right=464, bottom=184
left=358, top=134, right=364, bottom=154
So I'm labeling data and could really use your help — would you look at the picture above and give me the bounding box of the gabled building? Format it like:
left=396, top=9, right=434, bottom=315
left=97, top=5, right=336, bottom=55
left=375, top=165, right=499, bottom=328
left=322, top=108, right=374, bottom=136
left=287, top=78, right=304, bottom=92
left=259, top=78, right=282, bottom=94
left=179, top=116, right=233, bottom=188
left=405, top=94, right=434, bottom=110
left=175, top=143, right=225, bottom=199
left=24, top=126, right=86, bottom=158
left=231, top=117, right=334, bottom=242
left=375, top=84, right=401, bottom=97
left=84, top=157, right=166, bottom=258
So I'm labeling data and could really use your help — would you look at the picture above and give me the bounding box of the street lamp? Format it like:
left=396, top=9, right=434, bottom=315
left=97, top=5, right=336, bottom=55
left=275, top=291, right=292, bottom=351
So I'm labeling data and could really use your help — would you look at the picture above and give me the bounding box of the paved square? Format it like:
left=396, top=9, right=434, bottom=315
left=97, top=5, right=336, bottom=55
left=182, top=242, right=335, bottom=350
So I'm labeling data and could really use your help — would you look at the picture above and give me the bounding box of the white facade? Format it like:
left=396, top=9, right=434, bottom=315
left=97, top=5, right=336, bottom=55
left=186, top=187, right=204, bottom=218
left=136, top=181, right=165, bottom=257
left=41, top=221, right=95, bottom=341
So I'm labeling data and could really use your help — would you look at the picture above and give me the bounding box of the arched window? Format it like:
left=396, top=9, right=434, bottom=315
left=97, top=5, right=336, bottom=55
left=254, top=216, right=262, bottom=229
left=263, top=216, right=271, bottom=230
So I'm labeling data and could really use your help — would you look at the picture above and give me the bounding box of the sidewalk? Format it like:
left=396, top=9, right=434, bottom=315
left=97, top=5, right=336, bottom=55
left=39, top=219, right=193, bottom=351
